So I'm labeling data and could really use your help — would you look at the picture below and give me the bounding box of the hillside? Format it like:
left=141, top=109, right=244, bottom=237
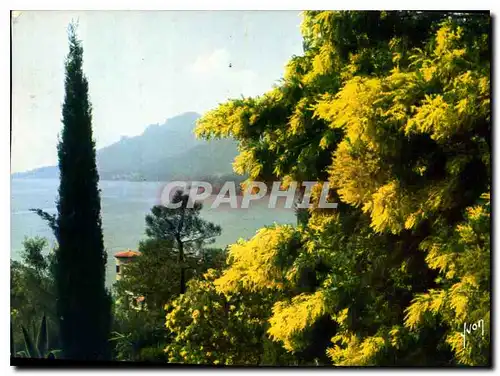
left=12, top=112, right=240, bottom=181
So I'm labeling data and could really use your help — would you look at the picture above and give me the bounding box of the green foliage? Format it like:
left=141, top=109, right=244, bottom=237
left=215, top=224, right=301, bottom=293
left=111, top=191, right=224, bottom=361
left=110, top=309, right=167, bottom=362
left=18, top=11, right=489, bottom=366
left=114, top=239, right=180, bottom=311
left=47, top=22, right=111, bottom=360
left=12, top=315, right=60, bottom=359
left=164, top=269, right=293, bottom=365
left=191, top=11, right=490, bottom=366
left=404, top=193, right=490, bottom=365
left=138, top=346, right=169, bottom=362
left=11, top=322, right=14, bottom=357
left=21, top=325, right=37, bottom=358
left=145, top=189, right=222, bottom=294
left=20, top=237, right=49, bottom=272
left=11, top=237, right=58, bottom=355
left=36, top=314, right=48, bottom=358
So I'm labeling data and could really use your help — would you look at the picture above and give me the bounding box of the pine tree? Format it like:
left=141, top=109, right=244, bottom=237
left=144, top=190, right=222, bottom=294
left=54, top=22, right=111, bottom=360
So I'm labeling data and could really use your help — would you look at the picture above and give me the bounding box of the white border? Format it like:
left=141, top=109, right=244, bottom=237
left=3, top=0, right=499, bottom=10
left=2, top=1, right=499, bottom=375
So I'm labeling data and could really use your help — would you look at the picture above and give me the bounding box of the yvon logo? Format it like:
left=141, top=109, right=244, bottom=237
left=460, top=319, right=485, bottom=348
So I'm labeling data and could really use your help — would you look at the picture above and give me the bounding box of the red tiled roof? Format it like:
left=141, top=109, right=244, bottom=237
left=114, top=250, right=141, bottom=258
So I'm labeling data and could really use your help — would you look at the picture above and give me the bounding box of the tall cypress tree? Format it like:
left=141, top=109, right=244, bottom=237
left=55, top=22, right=111, bottom=360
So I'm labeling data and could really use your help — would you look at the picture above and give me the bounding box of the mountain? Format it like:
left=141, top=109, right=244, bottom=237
left=96, top=112, right=202, bottom=178
left=140, top=136, right=240, bottom=181
left=12, top=112, right=240, bottom=182
left=12, top=165, right=59, bottom=179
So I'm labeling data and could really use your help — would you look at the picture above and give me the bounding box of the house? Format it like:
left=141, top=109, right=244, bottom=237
left=114, top=250, right=146, bottom=311
left=114, top=250, right=141, bottom=281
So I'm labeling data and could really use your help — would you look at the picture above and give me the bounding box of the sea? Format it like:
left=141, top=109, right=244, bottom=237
left=11, top=178, right=297, bottom=287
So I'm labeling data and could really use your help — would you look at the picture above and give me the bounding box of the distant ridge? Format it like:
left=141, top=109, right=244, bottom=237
left=12, top=112, right=240, bottom=182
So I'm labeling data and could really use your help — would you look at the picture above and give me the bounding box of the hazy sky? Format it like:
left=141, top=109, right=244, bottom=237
left=11, top=10, right=304, bottom=173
